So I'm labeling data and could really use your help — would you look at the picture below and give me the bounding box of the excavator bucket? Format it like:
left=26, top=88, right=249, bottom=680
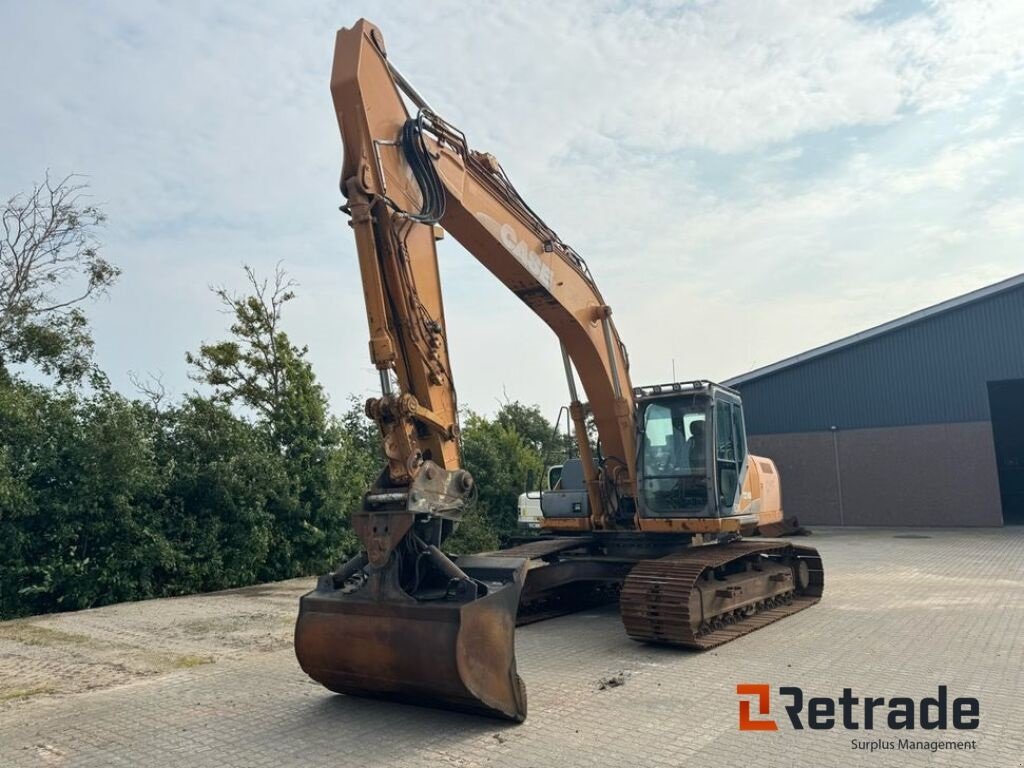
left=295, top=554, right=529, bottom=721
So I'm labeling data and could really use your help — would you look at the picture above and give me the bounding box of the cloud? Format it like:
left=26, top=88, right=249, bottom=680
left=895, top=0, right=1024, bottom=111
left=1, top=0, right=1022, bottom=420
left=984, top=198, right=1024, bottom=232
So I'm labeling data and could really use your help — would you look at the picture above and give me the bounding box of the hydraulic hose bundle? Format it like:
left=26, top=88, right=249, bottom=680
left=400, top=111, right=446, bottom=224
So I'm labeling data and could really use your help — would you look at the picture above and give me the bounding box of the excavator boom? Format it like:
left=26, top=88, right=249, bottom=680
left=328, top=20, right=635, bottom=520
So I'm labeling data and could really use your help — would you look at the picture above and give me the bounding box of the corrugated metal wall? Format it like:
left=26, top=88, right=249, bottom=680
left=735, top=284, right=1024, bottom=434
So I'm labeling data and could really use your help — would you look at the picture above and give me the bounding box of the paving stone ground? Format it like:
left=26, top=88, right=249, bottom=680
left=1, top=528, right=1022, bottom=767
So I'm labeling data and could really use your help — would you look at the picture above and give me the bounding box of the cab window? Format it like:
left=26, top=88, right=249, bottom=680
left=639, top=397, right=710, bottom=515
left=732, top=404, right=747, bottom=465
left=715, top=401, right=735, bottom=461
left=715, top=400, right=739, bottom=508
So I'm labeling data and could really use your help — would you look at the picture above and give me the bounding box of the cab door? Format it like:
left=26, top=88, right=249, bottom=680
left=713, top=396, right=748, bottom=514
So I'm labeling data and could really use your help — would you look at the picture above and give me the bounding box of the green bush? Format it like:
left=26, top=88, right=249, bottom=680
left=0, top=205, right=567, bottom=617
left=0, top=375, right=568, bottom=619
left=0, top=382, right=374, bottom=619
left=0, top=383, right=171, bottom=616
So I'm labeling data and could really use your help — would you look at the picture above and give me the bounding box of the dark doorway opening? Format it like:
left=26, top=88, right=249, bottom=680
left=988, top=378, right=1024, bottom=525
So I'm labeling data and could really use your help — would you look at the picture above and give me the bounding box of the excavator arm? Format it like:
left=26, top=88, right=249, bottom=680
left=331, top=20, right=636, bottom=526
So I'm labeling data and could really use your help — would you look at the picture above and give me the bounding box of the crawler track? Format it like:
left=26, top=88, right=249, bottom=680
left=620, top=539, right=824, bottom=649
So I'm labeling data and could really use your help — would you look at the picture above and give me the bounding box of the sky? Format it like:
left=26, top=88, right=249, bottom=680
left=3, top=0, right=1023, bottom=421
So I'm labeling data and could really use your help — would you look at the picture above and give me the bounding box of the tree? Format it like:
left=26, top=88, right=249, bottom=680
left=445, top=508, right=499, bottom=554
left=460, top=410, right=545, bottom=542
left=494, top=400, right=572, bottom=469
left=149, top=397, right=284, bottom=591
left=0, top=377, right=317, bottom=618
left=332, top=396, right=384, bottom=506
left=186, top=265, right=324, bottom=449
left=0, top=174, right=119, bottom=384
left=187, top=265, right=357, bottom=575
left=0, top=382, right=173, bottom=616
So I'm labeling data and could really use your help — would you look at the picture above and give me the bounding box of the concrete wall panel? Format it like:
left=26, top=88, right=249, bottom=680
left=748, top=432, right=842, bottom=525
left=749, top=421, right=1003, bottom=526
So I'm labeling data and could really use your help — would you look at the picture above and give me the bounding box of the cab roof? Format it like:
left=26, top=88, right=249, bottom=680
left=632, top=380, right=739, bottom=402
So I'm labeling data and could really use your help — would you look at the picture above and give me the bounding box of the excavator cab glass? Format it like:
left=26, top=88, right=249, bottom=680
left=639, top=394, right=712, bottom=516
left=636, top=385, right=748, bottom=518
left=714, top=397, right=748, bottom=512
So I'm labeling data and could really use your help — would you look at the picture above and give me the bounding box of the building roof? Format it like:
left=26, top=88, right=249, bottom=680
left=725, top=272, right=1024, bottom=387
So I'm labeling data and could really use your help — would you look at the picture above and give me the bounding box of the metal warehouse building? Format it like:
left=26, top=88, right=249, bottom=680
left=726, top=273, right=1024, bottom=527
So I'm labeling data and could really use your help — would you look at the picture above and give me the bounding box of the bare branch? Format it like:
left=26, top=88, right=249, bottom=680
left=1, top=172, right=118, bottom=383
left=128, top=370, right=170, bottom=408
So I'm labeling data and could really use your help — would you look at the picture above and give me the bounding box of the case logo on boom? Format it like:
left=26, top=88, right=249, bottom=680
left=474, top=212, right=554, bottom=289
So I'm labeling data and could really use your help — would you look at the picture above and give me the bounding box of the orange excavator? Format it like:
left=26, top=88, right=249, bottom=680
left=294, top=19, right=823, bottom=722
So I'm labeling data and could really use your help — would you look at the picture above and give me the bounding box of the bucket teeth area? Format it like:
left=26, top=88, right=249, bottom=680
left=294, top=557, right=529, bottom=722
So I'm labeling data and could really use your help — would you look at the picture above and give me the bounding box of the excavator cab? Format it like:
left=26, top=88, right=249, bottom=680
left=635, top=382, right=748, bottom=520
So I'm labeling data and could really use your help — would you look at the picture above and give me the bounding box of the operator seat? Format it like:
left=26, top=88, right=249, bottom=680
left=687, top=420, right=706, bottom=470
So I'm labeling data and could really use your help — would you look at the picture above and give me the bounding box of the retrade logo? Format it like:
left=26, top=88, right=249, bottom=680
left=736, top=684, right=980, bottom=732
left=737, top=684, right=778, bottom=731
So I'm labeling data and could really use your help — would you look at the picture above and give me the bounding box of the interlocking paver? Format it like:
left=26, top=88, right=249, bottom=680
left=1, top=528, right=1021, bottom=767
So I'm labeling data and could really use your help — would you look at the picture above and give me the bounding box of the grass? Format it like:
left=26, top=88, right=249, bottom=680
left=179, top=616, right=251, bottom=635
left=169, top=655, right=214, bottom=669
left=0, top=684, right=55, bottom=702
left=0, top=623, right=93, bottom=648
